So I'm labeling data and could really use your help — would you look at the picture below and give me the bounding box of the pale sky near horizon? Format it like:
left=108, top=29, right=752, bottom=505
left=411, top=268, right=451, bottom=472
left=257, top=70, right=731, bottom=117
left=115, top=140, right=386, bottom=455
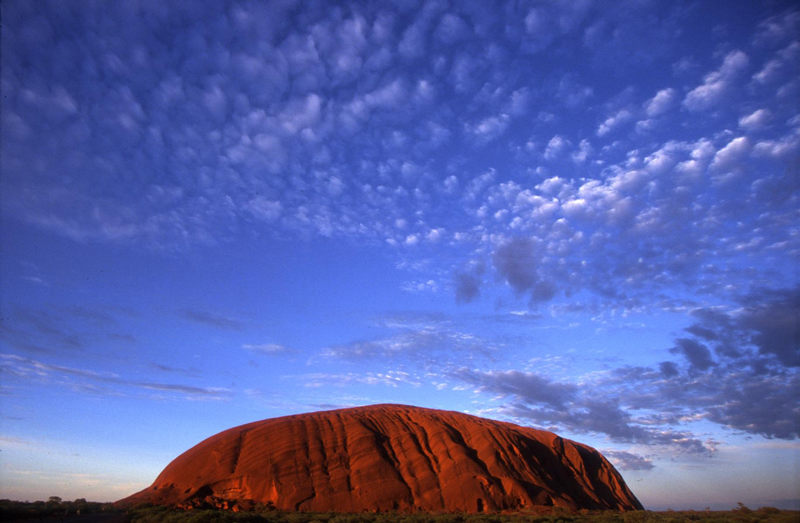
left=1, top=0, right=798, bottom=511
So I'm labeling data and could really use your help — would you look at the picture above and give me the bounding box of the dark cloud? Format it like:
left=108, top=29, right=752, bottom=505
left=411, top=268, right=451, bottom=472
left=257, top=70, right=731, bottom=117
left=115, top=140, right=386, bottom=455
left=621, top=286, right=800, bottom=440
left=493, top=238, right=556, bottom=304
left=452, top=288, right=800, bottom=454
left=684, top=324, right=718, bottom=341
left=454, top=261, right=487, bottom=304
left=659, top=361, right=679, bottom=377
left=706, top=368, right=799, bottom=439
left=455, top=369, right=576, bottom=409
left=133, top=381, right=226, bottom=396
left=181, top=309, right=245, bottom=330
left=455, top=369, right=713, bottom=456
left=671, top=338, right=715, bottom=371
left=455, top=271, right=481, bottom=303
left=737, top=287, right=800, bottom=367
left=681, top=286, right=800, bottom=368
left=494, top=238, right=539, bottom=292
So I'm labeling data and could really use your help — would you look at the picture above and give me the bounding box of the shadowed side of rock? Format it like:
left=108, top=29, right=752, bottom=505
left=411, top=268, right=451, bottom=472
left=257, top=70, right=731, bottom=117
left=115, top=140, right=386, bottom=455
left=118, top=404, right=643, bottom=513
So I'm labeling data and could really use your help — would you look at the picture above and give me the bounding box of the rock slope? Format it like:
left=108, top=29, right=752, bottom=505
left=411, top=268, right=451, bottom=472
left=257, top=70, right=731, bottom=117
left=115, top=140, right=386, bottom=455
left=119, top=404, right=642, bottom=512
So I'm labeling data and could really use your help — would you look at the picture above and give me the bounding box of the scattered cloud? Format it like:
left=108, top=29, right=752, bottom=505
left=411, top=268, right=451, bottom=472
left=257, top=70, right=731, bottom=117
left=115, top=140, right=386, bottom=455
left=243, top=343, right=294, bottom=355
left=0, top=354, right=230, bottom=400
left=709, top=136, right=750, bottom=172
left=597, top=108, right=633, bottom=137
left=644, top=88, right=676, bottom=117
left=683, top=50, right=749, bottom=111
left=544, top=135, right=570, bottom=160
left=322, top=325, right=494, bottom=368
left=604, top=450, right=655, bottom=471
left=739, top=108, right=772, bottom=130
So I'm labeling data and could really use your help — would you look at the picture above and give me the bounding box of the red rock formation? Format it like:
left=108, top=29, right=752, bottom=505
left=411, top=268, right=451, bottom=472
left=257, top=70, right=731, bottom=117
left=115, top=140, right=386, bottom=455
left=119, top=404, right=642, bottom=513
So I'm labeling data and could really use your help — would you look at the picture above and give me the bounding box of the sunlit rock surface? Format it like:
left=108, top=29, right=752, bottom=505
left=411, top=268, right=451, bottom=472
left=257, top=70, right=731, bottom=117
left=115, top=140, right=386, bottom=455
left=119, top=404, right=642, bottom=512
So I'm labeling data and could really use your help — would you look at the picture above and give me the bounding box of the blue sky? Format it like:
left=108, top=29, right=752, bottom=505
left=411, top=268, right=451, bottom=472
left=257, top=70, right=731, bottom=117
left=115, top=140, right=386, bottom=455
left=1, top=0, right=798, bottom=511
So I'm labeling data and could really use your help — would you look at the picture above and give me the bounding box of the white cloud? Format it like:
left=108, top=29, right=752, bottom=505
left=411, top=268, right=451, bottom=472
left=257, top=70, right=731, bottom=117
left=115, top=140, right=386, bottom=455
left=443, top=175, right=459, bottom=193
left=243, top=343, right=292, bottom=354
left=469, top=113, right=510, bottom=143
left=544, top=135, right=570, bottom=160
left=710, top=136, right=750, bottom=171
left=280, top=93, right=322, bottom=134
left=683, top=50, right=749, bottom=111
left=572, top=139, right=593, bottom=163
left=464, top=169, right=496, bottom=201
left=739, top=109, right=771, bottom=130
left=597, top=109, right=632, bottom=137
left=426, top=227, right=445, bottom=242
left=246, top=197, right=282, bottom=221
left=753, top=58, right=782, bottom=84
left=753, top=130, right=800, bottom=159
left=644, top=144, right=678, bottom=174
left=676, top=139, right=715, bottom=177
left=562, top=198, right=589, bottom=218
left=402, top=279, right=439, bottom=293
left=754, top=10, right=800, bottom=46
left=536, top=177, right=566, bottom=196
left=644, top=88, right=676, bottom=117
left=635, top=119, right=656, bottom=133
left=364, top=78, right=406, bottom=108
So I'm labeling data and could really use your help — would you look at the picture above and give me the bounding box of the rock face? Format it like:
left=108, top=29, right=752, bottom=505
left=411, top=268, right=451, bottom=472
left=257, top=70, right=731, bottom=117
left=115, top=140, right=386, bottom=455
left=119, top=404, right=642, bottom=513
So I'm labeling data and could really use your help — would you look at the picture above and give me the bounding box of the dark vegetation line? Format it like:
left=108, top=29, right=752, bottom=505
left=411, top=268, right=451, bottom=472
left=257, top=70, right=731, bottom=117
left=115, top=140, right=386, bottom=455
left=1, top=499, right=798, bottom=523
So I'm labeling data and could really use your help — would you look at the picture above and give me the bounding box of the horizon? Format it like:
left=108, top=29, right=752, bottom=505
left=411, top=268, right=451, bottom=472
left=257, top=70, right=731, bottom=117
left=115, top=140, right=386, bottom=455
left=1, top=0, right=798, bottom=512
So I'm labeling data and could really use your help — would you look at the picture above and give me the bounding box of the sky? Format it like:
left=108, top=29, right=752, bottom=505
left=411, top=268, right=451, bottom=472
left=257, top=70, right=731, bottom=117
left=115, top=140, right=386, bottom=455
left=1, top=0, right=798, bottom=511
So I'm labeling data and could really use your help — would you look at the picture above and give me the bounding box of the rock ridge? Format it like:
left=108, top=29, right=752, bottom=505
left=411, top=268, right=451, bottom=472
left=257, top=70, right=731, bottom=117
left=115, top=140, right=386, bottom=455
left=119, top=404, right=643, bottom=513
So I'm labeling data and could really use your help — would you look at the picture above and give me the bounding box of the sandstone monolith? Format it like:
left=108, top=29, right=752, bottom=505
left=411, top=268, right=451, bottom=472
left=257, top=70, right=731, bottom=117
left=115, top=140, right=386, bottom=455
left=119, top=404, right=642, bottom=513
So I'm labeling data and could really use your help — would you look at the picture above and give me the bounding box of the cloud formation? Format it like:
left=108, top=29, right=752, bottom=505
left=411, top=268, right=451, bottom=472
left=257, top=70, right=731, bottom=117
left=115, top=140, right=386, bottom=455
left=181, top=310, right=245, bottom=331
left=457, top=368, right=716, bottom=456
left=603, top=450, right=654, bottom=471
left=0, top=354, right=230, bottom=401
left=683, top=50, right=749, bottom=111
left=453, top=286, right=799, bottom=454
left=2, top=2, right=797, bottom=318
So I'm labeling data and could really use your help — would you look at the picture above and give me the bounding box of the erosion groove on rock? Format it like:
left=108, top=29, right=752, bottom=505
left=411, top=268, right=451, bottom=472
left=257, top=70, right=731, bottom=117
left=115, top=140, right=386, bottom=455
left=119, top=404, right=643, bottom=513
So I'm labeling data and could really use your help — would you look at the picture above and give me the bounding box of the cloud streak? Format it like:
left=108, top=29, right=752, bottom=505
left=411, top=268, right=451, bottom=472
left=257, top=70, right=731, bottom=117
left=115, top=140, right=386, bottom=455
left=181, top=310, right=245, bottom=331
left=0, top=354, right=230, bottom=400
